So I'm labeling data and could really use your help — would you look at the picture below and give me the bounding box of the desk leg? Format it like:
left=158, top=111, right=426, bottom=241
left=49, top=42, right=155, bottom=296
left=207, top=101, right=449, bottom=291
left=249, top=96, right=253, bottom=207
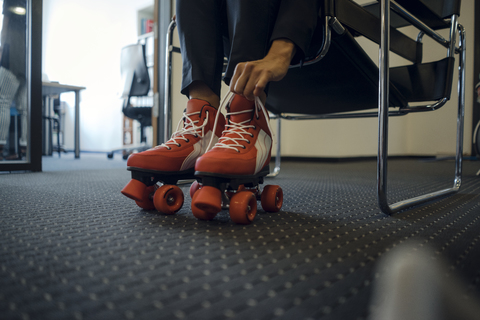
left=74, top=90, right=80, bottom=159
left=42, top=96, right=46, bottom=155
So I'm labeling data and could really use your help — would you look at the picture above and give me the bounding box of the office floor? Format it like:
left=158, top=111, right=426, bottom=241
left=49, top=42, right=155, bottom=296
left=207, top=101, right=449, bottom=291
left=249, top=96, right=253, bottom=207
left=2, top=154, right=480, bottom=319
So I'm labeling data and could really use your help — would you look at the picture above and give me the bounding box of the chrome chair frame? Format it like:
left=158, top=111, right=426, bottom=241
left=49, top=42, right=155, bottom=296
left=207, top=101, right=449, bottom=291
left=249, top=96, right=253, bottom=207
left=377, top=0, right=466, bottom=214
left=162, top=0, right=466, bottom=215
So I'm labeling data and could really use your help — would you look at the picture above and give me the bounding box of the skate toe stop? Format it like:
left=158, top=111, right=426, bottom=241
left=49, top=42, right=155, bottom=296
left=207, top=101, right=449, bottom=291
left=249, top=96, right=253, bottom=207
left=121, top=179, right=147, bottom=202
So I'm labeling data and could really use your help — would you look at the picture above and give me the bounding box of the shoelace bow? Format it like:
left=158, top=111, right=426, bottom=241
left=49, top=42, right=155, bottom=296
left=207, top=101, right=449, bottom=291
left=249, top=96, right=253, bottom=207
left=154, top=110, right=209, bottom=150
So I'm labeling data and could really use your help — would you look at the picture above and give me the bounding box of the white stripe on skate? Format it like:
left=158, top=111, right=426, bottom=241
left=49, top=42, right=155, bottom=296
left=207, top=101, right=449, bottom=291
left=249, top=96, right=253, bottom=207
left=181, top=143, right=201, bottom=171
left=254, top=130, right=271, bottom=174
left=180, top=131, right=215, bottom=171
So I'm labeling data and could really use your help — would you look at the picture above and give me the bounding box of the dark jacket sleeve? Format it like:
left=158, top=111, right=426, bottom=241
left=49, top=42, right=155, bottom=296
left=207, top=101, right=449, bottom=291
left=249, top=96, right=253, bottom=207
left=270, top=0, right=321, bottom=64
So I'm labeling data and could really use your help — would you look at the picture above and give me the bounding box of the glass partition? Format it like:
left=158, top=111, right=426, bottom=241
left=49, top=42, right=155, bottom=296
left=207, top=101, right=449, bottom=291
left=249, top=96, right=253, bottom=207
left=0, top=0, right=42, bottom=172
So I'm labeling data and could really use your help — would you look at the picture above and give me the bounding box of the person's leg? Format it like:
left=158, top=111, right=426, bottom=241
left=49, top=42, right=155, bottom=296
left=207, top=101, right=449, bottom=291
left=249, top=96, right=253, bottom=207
left=122, top=0, right=227, bottom=179
left=176, top=0, right=226, bottom=108
left=223, top=0, right=281, bottom=88
left=187, top=81, right=220, bottom=109
left=194, top=0, right=280, bottom=177
left=0, top=68, right=20, bottom=159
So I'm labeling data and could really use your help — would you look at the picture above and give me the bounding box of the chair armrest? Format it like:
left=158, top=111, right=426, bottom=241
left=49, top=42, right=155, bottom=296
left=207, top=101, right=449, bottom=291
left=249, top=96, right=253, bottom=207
left=363, top=0, right=451, bottom=30
left=334, top=0, right=419, bottom=62
left=394, top=0, right=459, bottom=24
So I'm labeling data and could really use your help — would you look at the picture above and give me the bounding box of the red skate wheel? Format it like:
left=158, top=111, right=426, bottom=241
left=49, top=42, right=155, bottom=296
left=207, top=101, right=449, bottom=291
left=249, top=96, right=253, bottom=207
left=229, top=191, right=257, bottom=224
left=121, top=179, right=147, bottom=202
left=153, top=185, right=184, bottom=215
left=191, top=186, right=222, bottom=219
left=261, top=185, right=283, bottom=212
left=189, top=181, right=201, bottom=198
left=135, top=185, right=156, bottom=210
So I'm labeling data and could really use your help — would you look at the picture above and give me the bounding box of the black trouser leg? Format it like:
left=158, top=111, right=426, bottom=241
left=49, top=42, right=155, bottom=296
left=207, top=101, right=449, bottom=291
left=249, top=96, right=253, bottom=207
left=176, top=0, right=281, bottom=97
left=223, top=0, right=280, bottom=85
left=176, top=0, right=226, bottom=97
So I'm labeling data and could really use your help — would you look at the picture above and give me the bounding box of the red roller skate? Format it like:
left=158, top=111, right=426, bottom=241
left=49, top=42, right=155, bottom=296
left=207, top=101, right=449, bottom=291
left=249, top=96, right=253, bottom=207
left=191, top=93, right=283, bottom=224
left=121, top=99, right=225, bottom=214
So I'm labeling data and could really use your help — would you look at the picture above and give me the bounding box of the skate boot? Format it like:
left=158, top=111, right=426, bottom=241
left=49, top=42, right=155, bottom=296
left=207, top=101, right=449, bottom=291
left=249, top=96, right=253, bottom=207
left=121, top=99, right=225, bottom=214
left=190, top=93, right=283, bottom=224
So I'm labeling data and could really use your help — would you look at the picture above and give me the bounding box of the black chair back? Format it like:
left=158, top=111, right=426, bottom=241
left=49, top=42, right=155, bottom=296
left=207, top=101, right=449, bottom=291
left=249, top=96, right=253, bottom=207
left=266, top=0, right=460, bottom=116
left=120, top=43, right=152, bottom=135
left=121, top=44, right=150, bottom=100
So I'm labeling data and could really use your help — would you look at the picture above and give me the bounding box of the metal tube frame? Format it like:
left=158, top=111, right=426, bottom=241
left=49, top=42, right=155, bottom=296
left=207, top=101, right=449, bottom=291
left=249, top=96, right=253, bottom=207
left=164, top=19, right=177, bottom=141
left=266, top=117, right=282, bottom=177
left=377, top=0, right=466, bottom=214
left=290, top=16, right=333, bottom=68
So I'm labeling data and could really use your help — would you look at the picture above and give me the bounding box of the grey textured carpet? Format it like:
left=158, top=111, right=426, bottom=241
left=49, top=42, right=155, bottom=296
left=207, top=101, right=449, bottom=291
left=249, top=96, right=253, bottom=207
left=2, top=154, right=480, bottom=320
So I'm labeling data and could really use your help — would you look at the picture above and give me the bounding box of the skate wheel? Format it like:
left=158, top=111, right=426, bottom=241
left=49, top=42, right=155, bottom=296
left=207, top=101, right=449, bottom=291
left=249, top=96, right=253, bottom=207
left=153, top=185, right=184, bottom=215
left=191, top=186, right=222, bottom=220
left=261, top=185, right=283, bottom=212
left=135, top=185, right=156, bottom=210
left=189, top=180, right=201, bottom=198
left=121, top=179, right=147, bottom=202
left=229, top=191, right=257, bottom=224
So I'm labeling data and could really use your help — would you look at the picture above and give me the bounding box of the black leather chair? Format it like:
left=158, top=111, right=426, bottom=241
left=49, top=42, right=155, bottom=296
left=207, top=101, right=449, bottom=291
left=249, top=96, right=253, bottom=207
left=164, top=0, right=466, bottom=215
left=108, top=43, right=152, bottom=159
left=264, top=0, right=465, bottom=215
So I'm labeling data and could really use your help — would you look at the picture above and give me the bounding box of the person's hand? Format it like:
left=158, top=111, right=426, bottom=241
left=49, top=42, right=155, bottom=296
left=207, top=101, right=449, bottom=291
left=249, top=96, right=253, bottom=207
left=230, top=39, right=296, bottom=101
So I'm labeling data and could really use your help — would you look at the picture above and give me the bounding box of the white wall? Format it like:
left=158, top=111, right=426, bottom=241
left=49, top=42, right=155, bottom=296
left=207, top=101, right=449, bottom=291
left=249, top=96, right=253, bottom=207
left=169, top=0, right=475, bottom=158
left=42, top=0, right=153, bottom=152
left=43, top=0, right=475, bottom=156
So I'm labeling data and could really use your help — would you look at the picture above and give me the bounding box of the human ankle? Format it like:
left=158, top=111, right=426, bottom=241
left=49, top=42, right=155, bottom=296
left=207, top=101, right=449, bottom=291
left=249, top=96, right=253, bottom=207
left=187, top=81, right=220, bottom=109
left=189, top=96, right=219, bottom=110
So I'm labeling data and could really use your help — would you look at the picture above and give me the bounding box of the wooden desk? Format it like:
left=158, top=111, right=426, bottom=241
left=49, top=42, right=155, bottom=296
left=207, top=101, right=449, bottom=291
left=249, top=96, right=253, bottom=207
left=42, top=82, right=86, bottom=158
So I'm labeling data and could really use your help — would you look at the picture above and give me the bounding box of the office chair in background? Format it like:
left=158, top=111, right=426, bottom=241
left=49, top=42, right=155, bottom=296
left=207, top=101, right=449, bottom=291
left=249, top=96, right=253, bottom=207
left=108, top=43, right=152, bottom=159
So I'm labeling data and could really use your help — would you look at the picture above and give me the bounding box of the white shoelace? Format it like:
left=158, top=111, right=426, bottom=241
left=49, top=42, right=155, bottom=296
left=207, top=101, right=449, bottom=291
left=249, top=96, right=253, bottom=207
left=154, top=110, right=209, bottom=150
left=206, top=92, right=273, bottom=153
left=213, top=109, right=255, bottom=152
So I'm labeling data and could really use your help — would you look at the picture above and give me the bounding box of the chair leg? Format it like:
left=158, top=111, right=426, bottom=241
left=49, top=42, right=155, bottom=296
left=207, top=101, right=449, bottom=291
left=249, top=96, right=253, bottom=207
left=163, top=20, right=177, bottom=144
left=377, top=4, right=466, bottom=215
left=377, top=0, right=391, bottom=213
left=140, top=124, right=146, bottom=143
left=14, top=114, right=19, bottom=156
left=268, top=117, right=281, bottom=177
